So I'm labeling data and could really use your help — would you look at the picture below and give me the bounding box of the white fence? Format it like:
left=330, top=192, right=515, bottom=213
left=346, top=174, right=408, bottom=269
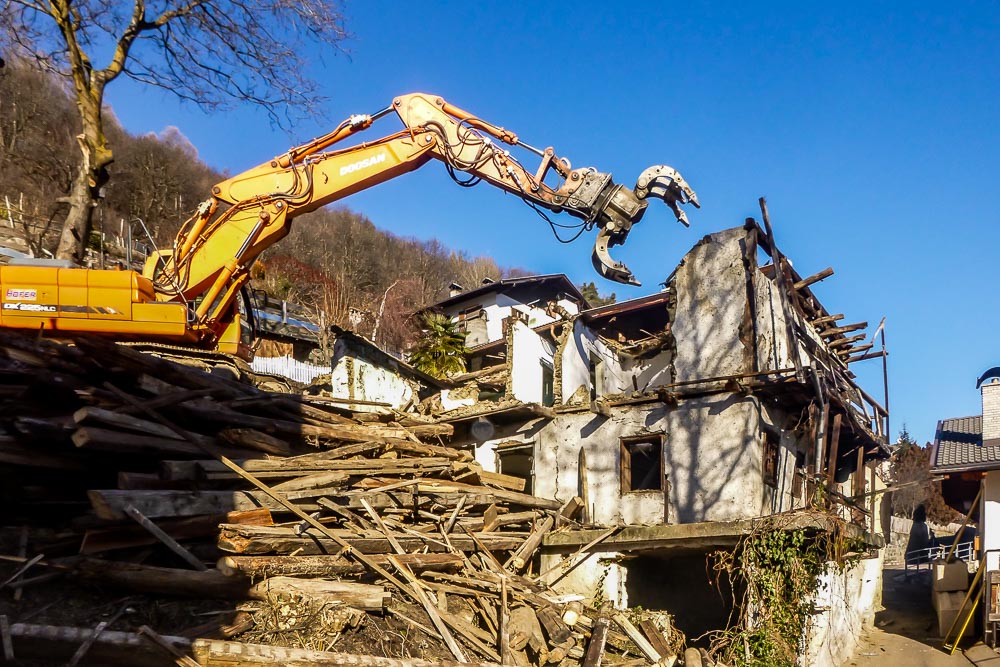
left=251, top=355, right=329, bottom=384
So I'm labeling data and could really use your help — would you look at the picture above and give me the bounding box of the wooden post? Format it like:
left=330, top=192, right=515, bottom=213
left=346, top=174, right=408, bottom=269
left=759, top=198, right=805, bottom=383
left=825, top=413, right=843, bottom=489
left=499, top=577, right=511, bottom=665
left=582, top=616, right=609, bottom=667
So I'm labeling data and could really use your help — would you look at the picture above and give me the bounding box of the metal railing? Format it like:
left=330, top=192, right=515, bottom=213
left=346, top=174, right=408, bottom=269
left=905, top=542, right=976, bottom=569
left=250, top=355, right=329, bottom=384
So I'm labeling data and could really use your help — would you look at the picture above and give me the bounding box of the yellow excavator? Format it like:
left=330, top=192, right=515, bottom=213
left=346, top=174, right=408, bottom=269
left=0, top=93, right=699, bottom=358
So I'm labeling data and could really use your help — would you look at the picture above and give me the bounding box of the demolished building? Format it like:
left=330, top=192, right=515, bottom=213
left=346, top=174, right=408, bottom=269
left=422, top=218, right=892, bottom=666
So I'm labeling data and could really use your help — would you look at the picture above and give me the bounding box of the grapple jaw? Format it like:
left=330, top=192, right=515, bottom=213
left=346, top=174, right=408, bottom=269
left=634, top=165, right=700, bottom=227
left=589, top=165, right=699, bottom=286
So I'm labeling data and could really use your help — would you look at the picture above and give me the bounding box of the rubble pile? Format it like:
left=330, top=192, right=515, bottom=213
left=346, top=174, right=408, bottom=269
left=0, top=331, right=682, bottom=666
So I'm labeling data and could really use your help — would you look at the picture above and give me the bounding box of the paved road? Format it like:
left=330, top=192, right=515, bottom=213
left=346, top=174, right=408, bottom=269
left=847, top=568, right=973, bottom=667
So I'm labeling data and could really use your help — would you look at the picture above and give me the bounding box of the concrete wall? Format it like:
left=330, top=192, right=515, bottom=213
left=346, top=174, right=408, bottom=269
left=623, top=348, right=673, bottom=394
left=532, top=396, right=762, bottom=527
left=671, top=228, right=754, bottom=383
left=751, top=262, right=820, bottom=374
left=804, top=554, right=884, bottom=667
left=510, top=321, right=555, bottom=405
left=328, top=345, right=415, bottom=409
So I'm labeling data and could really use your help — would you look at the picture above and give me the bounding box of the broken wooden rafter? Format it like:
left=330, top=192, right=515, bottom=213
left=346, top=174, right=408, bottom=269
left=837, top=343, right=873, bottom=358
left=828, top=334, right=866, bottom=349
left=820, top=322, right=868, bottom=338
left=792, top=267, right=834, bottom=291
left=123, top=504, right=207, bottom=571
left=848, top=349, right=888, bottom=364
left=809, top=313, right=844, bottom=327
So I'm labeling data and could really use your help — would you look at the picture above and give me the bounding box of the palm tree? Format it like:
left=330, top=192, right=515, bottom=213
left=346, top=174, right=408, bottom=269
left=409, top=313, right=467, bottom=378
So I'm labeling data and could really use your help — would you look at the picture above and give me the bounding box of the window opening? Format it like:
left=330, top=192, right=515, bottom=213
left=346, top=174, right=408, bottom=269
left=541, top=361, right=554, bottom=407
left=620, top=434, right=664, bottom=493
left=763, top=432, right=780, bottom=488
left=497, top=444, right=534, bottom=495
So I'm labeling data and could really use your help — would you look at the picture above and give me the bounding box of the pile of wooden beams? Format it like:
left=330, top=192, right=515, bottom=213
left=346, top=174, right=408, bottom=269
left=0, top=331, right=680, bottom=666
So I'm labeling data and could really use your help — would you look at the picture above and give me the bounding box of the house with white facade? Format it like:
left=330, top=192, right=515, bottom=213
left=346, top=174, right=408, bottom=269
left=424, top=221, right=891, bottom=666
left=932, top=368, right=1000, bottom=645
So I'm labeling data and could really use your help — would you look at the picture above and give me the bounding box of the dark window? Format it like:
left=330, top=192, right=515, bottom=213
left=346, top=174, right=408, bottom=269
left=791, top=450, right=806, bottom=498
left=541, top=361, right=554, bottom=407
left=763, top=433, right=780, bottom=488
left=498, top=445, right=533, bottom=495
left=589, top=353, right=604, bottom=401
left=621, top=435, right=664, bottom=493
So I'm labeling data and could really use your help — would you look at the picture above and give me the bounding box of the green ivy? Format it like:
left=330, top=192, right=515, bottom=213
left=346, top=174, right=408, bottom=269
left=711, top=526, right=866, bottom=667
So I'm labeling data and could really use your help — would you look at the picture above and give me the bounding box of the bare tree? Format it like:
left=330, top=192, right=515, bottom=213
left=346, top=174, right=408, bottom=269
left=0, top=0, right=347, bottom=262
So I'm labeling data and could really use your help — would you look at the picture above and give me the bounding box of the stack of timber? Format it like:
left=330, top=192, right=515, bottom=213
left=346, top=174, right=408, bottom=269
left=0, top=330, right=682, bottom=667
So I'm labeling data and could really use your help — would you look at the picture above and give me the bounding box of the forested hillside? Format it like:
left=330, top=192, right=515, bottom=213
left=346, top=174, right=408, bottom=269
left=0, top=59, right=527, bottom=353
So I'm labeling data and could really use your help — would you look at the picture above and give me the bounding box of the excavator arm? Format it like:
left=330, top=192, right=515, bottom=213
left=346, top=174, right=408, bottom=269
left=155, top=93, right=698, bottom=346
left=0, top=93, right=697, bottom=355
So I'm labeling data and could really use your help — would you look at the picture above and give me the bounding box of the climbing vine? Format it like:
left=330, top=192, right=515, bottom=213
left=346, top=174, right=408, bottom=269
left=708, top=521, right=866, bottom=667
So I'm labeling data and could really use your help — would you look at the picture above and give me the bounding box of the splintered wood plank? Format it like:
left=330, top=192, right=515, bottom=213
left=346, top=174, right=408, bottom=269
left=216, top=553, right=463, bottom=578
left=190, top=638, right=504, bottom=667
left=217, top=524, right=525, bottom=555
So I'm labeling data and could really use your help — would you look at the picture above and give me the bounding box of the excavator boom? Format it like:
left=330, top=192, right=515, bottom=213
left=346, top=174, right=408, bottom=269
left=0, top=93, right=698, bottom=356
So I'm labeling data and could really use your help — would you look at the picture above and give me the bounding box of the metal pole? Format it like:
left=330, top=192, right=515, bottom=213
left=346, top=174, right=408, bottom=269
left=881, top=326, right=889, bottom=442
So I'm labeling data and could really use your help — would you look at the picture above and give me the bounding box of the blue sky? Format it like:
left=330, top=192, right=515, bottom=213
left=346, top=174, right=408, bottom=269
left=103, top=2, right=1000, bottom=445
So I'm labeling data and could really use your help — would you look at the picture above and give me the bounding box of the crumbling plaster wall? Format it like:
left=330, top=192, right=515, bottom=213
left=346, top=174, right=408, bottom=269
left=457, top=419, right=547, bottom=478
left=622, top=348, right=673, bottom=394
left=533, top=396, right=763, bottom=527
left=671, top=228, right=755, bottom=383
left=671, top=225, right=825, bottom=381
left=501, top=293, right=579, bottom=329
left=752, top=265, right=818, bottom=373
left=329, top=342, right=415, bottom=409
left=510, top=321, right=555, bottom=405
left=443, top=292, right=580, bottom=346
left=540, top=549, right=625, bottom=611
left=804, top=553, right=884, bottom=667
left=560, top=321, right=626, bottom=403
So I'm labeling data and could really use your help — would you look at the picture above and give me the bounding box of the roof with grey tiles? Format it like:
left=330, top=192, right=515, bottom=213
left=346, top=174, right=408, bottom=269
left=931, top=415, right=1000, bottom=472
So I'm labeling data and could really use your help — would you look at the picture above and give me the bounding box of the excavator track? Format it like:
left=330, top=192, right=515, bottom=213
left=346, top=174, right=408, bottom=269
left=120, top=342, right=298, bottom=394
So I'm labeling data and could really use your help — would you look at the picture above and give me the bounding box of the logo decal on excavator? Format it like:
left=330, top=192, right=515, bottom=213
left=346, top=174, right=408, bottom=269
left=5, top=289, right=37, bottom=301
left=3, top=302, right=56, bottom=312
left=339, top=152, right=386, bottom=177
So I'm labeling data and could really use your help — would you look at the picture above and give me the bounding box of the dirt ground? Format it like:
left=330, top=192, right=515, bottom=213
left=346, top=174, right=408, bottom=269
left=847, top=567, right=974, bottom=667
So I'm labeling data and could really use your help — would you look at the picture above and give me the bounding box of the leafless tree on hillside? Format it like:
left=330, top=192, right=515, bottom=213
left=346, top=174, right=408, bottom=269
left=0, top=0, right=348, bottom=262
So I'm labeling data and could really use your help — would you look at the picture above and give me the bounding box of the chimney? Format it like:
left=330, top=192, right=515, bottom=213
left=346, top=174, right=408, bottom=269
left=982, top=371, right=1000, bottom=442
left=448, top=282, right=465, bottom=297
